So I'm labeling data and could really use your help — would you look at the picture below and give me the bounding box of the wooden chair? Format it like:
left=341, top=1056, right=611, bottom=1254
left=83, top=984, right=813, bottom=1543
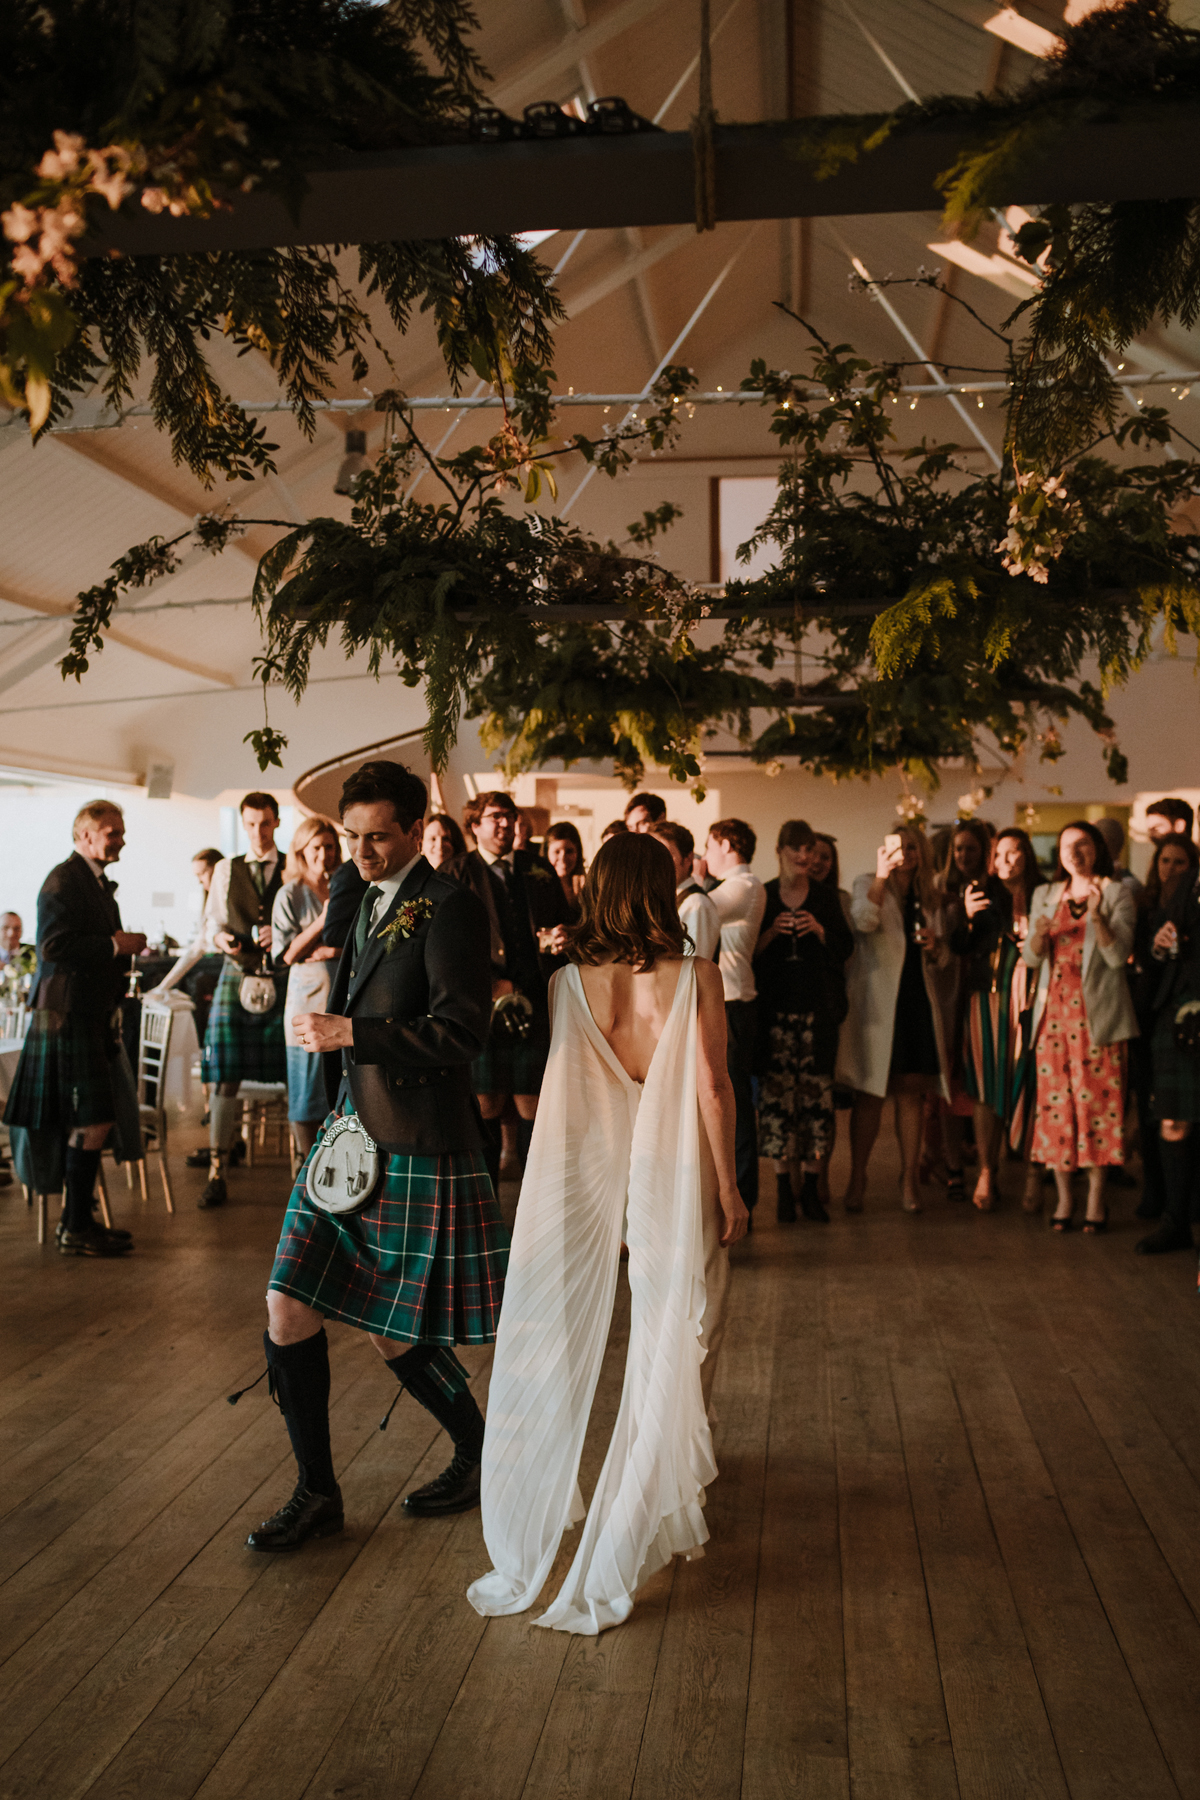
left=238, top=1081, right=290, bottom=1167
left=134, top=1001, right=176, bottom=1212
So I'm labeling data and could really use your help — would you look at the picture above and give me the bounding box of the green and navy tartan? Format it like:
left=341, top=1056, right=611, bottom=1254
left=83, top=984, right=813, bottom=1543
left=200, top=961, right=287, bottom=1086
left=4, top=1009, right=121, bottom=1131
left=267, top=1110, right=510, bottom=1345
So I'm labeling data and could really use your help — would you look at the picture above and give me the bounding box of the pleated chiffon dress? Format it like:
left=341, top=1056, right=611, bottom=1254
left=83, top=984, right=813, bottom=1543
left=467, top=958, right=716, bottom=1635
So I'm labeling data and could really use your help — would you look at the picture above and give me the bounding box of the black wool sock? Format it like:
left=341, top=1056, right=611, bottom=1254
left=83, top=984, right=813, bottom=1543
left=1158, top=1135, right=1197, bottom=1239
left=265, top=1328, right=337, bottom=1497
left=516, top=1115, right=535, bottom=1171
left=63, top=1145, right=103, bottom=1232
left=385, top=1346, right=485, bottom=1459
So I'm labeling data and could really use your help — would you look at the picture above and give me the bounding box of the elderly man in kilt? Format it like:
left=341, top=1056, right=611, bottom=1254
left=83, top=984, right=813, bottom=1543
left=242, top=760, right=509, bottom=1551
left=195, top=792, right=288, bottom=1210
left=447, top=791, right=572, bottom=1190
left=5, top=801, right=147, bottom=1256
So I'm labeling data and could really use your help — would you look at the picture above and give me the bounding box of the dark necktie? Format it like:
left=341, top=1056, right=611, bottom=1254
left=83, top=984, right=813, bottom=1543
left=248, top=860, right=265, bottom=897
left=354, top=886, right=382, bottom=959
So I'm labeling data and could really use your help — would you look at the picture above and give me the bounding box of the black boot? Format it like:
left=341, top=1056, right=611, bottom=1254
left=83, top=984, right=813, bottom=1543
left=1136, top=1135, right=1196, bottom=1256
left=246, top=1330, right=343, bottom=1550
left=59, top=1145, right=131, bottom=1257
left=385, top=1346, right=486, bottom=1517
left=776, top=1170, right=796, bottom=1223
left=516, top=1114, right=535, bottom=1174
left=798, top=1170, right=830, bottom=1223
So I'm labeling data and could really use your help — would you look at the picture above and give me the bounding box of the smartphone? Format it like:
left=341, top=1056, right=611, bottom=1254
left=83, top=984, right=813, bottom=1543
left=884, top=833, right=902, bottom=855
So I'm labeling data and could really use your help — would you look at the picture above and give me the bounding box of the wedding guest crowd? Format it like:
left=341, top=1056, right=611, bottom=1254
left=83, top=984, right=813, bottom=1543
left=19, top=776, right=1198, bottom=1273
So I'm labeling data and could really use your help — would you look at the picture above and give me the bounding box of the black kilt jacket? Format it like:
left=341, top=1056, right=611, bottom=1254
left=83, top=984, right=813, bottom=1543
left=323, top=854, right=492, bottom=1157
left=30, top=851, right=126, bottom=1019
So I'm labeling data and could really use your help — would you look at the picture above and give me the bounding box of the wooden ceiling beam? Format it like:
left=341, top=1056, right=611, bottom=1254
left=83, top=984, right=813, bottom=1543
left=90, top=114, right=1200, bottom=255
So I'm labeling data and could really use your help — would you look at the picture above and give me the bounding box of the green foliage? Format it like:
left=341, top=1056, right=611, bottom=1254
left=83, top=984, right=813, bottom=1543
left=63, top=292, right=1200, bottom=789
left=779, top=0, right=1200, bottom=470
left=0, top=0, right=560, bottom=480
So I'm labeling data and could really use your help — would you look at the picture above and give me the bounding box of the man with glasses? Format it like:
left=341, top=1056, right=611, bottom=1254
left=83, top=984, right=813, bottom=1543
left=448, top=791, right=572, bottom=1189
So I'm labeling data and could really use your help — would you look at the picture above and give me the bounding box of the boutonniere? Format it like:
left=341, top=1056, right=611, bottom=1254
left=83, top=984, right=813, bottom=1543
left=379, top=897, right=435, bottom=949
left=525, top=864, right=553, bottom=882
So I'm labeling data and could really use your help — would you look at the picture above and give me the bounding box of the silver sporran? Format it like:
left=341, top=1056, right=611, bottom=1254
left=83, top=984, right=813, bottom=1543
left=306, top=1113, right=382, bottom=1215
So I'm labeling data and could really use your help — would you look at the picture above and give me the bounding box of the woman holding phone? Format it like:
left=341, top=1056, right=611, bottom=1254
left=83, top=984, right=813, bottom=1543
left=952, top=828, right=1043, bottom=1210
left=1023, top=821, right=1138, bottom=1231
left=837, top=825, right=950, bottom=1211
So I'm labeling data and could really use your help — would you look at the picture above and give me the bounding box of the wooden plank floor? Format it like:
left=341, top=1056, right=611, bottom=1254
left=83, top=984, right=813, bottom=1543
left=3, top=1129, right=1200, bottom=1800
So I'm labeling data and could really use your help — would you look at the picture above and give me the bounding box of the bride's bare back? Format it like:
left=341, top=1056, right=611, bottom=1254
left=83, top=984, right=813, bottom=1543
left=577, top=956, right=688, bottom=1084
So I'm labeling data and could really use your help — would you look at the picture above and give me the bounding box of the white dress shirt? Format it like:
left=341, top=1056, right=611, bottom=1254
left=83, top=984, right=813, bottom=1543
left=156, top=890, right=221, bottom=993
left=207, top=850, right=280, bottom=934
left=709, top=863, right=767, bottom=1002
left=678, top=881, right=721, bottom=961
left=362, top=850, right=423, bottom=934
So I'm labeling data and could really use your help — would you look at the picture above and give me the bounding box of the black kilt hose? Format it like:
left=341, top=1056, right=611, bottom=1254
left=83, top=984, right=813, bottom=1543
left=201, top=961, right=287, bottom=1085
left=265, top=854, right=508, bottom=1345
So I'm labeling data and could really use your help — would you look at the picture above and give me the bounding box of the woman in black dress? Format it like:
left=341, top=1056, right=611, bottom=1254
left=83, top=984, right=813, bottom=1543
left=754, top=820, right=854, bottom=1222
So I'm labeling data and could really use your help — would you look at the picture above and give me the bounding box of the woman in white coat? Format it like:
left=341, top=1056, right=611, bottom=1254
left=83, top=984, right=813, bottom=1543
left=837, top=825, right=951, bottom=1212
left=1023, top=820, right=1137, bottom=1232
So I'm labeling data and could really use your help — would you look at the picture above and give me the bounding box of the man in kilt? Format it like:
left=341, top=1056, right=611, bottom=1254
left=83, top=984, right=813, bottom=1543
left=4, top=800, right=146, bottom=1256
left=447, top=791, right=572, bottom=1189
left=243, top=760, right=509, bottom=1551
left=196, top=792, right=288, bottom=1209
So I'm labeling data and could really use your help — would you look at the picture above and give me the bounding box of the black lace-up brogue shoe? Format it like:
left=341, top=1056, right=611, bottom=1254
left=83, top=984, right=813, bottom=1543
left=246, top=1484, right=344, bottom=1551
left=402, top=1446, right=482, bottom=1517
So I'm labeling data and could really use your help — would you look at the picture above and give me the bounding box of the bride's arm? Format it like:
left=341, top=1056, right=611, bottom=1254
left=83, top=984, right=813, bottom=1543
left=694, top=960, right=749, bottom=1246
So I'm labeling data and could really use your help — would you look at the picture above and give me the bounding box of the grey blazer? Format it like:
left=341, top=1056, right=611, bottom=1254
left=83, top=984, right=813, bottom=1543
left=1022, top=878, right=1139, bottom=1047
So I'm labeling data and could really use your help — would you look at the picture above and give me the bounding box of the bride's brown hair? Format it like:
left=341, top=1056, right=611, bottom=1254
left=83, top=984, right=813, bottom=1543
left=568, top=832, right=685, bottom=971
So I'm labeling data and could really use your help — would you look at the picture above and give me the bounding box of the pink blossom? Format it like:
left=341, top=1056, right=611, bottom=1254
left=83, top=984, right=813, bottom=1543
left=37, top=130, right=86, bottom=181
left=2, top=203, right=40, bottom=244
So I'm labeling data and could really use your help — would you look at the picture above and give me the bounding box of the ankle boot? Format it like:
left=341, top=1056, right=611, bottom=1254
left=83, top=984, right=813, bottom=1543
left=247, top=1330, right=343, bottom=1550
left=386, top=1347, right=486, bottom=1516
left=798, top=1171, right=830, bottom=1223
left=1136, top=1135, right=1196, bottom=1255
left=776, top=1170, right=796, bottom=1223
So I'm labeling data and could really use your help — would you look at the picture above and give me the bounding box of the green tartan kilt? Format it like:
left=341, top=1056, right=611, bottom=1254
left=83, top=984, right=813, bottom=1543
left=4, top=1009, right=121, bottom=1131
left=267, top=1110, right=510, bottom=1345
left=201, top=961, right=287, bottom=1086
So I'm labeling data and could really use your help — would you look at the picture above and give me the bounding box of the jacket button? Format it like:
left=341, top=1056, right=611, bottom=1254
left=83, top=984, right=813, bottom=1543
left=419, top=1074, right=428, bottom=1084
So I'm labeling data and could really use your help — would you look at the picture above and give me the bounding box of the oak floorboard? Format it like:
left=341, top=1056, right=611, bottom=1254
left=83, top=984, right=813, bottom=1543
left=975, top=1261, right=1200, bottom=1798
left=741, top=1246, right=849, bottom=1800
left=627, top=1247, right=772, bottom=1800
left=930, top=1258, right=1180, bottom=1800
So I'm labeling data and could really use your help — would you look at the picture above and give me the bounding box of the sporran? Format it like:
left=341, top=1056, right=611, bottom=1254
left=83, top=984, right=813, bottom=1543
left=306, top=1113, right=382, bottom=1215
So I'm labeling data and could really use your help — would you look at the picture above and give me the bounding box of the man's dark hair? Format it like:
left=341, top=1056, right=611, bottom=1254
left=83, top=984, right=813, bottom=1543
left=624, top=791, right=667, bottom=823
left=192, top=846, right=223, bottom=869
left=462, top=789, right=517, bottom=833
left=1147, top=796, right=1195, bottom=834
left=600, top=819, right=628, bottom=840
left=709, top=816, right=756, bottom=863
left=240, top=790, right=279, bottom=818
left=651, top=820, right=695, bottom=860
left=338, top=760, right=427, bottom=830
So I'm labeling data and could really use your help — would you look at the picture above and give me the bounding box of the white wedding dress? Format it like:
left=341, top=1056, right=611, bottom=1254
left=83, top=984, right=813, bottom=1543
left=466, top=958, right=716, bottom=1635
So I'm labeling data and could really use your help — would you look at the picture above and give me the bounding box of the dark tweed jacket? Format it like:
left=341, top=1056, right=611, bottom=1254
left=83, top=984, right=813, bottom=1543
left=324, top=855, right=492, bottom=1156
left=31, top=851, right=126, bottom=1021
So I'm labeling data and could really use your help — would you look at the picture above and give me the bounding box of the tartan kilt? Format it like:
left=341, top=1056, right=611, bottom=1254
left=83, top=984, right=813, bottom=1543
left=3, top=1009, right=121, bottom=1131
left=201, top=961, right=287, bottom=1086
left=471, top=1003, right=550, bottom=1095
left=268, top=1110, right=510, bottom=1345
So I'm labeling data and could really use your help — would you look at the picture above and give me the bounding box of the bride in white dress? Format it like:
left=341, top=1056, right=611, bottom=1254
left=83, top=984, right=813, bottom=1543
left=467, top=831, right=749, bottom=1635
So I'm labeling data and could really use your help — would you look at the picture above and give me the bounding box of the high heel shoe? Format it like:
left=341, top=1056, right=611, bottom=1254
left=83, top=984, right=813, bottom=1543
left=1050, top=1211, right=1073, bottom=1232
left=1082, top=1209, right=1108, bottom=1234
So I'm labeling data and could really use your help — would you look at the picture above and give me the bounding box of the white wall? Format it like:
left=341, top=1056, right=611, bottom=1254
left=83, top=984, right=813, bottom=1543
left=0, top=774, right=297, bottom=944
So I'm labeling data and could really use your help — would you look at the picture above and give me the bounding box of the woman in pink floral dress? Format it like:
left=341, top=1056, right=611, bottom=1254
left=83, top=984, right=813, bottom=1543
left=1023, top=822, right=1138, bottom=1232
